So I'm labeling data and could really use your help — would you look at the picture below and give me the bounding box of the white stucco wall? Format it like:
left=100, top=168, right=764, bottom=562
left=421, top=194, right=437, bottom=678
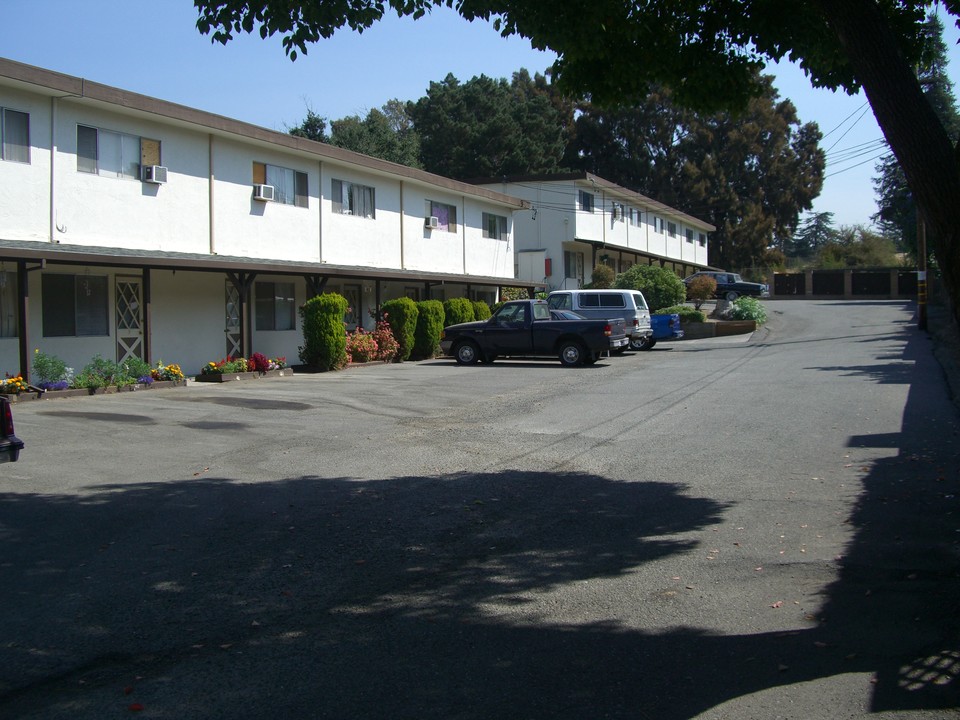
left=0, top=87, right=51, bottom=242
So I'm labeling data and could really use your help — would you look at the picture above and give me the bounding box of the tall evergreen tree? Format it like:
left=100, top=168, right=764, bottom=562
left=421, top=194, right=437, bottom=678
left=407, top=71, right=566, bottom=179
left=873, top=13, right=960, bottom=262
left=570, top=75, right=825, bottom=271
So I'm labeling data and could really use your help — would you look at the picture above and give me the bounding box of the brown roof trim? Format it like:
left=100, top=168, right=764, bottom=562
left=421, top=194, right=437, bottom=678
left=469, top=171, right=714, bottom=231
left=0, top=57, right=529, bottom=211
left=0, top=240, right=541, bottom=288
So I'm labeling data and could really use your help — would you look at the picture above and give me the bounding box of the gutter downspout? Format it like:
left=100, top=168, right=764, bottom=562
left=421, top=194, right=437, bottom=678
left=399, top=181, right=405, bottom=269
left=208, top=134, right=215, bottom=254
left=49, top=97, right=57, bottom=242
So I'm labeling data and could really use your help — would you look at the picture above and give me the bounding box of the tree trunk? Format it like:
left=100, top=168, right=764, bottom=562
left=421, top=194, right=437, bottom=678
left=813, top=0, right=960, bottom=327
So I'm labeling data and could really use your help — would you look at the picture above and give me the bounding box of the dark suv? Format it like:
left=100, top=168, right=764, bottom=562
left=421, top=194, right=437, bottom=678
left=683, top=271, right=769, bottom=301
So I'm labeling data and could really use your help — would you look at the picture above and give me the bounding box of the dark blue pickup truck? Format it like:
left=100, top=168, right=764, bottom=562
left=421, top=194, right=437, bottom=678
left=637, top=313, right=684, bottom=350
left=441, top=299, right=628, bottom=366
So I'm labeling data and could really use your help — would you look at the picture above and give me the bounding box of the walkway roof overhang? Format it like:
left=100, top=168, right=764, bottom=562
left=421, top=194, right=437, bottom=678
left=0, top=239, right=542, bottom=290
left=573, top=237, right=717, bottom=272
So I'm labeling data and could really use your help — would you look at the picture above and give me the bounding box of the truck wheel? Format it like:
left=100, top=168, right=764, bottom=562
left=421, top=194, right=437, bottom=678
left=583, top=351, right=601, bottom=365
left=641, top=339, right=657, bottom=351
left=558, top=341, right=585, bottom=367
left=630, top=336, right=651, bottom=351
left=480, top=354, right=497, bottom=364
left=725, top=290, right=739, bottom=301
left=454, top=341, right=480, bottom=365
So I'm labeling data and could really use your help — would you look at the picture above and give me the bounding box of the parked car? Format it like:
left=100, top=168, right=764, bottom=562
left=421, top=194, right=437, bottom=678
left=683, top=271, right=769, bottom=301
left=547, top=289, right=653, bottom=351
left=441, top=299, right=628, bottom=366
left=0, top=397, right=24, bottom=463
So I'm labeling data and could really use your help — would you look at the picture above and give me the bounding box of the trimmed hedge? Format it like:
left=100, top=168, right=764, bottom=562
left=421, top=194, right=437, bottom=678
left=615, top=265, right=686, bottom=312
left=413, top=299, right=446, bottom=359
left=472, top=300, right=492, bottom=321
left=658, top=305, right=706, bottom=323
left=299, top=293, right=348, bottom=371
left=382, top=297, right=419, bottom=361
left=444, top=297, right=475, bottom=327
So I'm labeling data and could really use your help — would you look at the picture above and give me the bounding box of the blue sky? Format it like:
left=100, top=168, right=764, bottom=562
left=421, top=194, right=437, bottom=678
left=5, top=1, right=959, bottom=229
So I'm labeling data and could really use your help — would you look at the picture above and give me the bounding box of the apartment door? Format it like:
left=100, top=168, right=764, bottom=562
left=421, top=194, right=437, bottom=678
left=225, top=281, right=241, bottom=358
left=115, top=276, right=144, bottom=364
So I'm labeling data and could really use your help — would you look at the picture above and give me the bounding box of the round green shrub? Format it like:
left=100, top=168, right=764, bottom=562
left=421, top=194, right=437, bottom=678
left=298, top=293, right=348, bottom=371
left=382, top=297, right=419, bottom=361
left=587, top=264, right=615, bottom=288
left=614, top=265, right=686, bottom=312
left=471, top=300, right=492, bottom=321
left=730, top=296, right=767, bottom=325
left=413, top=299, right=446, bottom=359
left=443, top=297, right=475, bottom=327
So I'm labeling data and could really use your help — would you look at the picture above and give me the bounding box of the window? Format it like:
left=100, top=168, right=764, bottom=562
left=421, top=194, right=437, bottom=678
left=578, top=293, right=626, bottom=308
left=0, top=271, right=18, bottom=337
left=426, top=200, right=457, bottom=231
left=255, top=281, right=296, bottom=331
left=254, top=162, right=308, bottom=207
left=482, top=212, right=508, bottom=240
left=1, top=109, right=29, bottom=163
left=667, top=222, right=677, bottom=238
left=654, top=216, right=665, bottom=233
left=77, top=125, right=159, bottom=180
left=686, top=229, right=695, bottom=243
left=41, top=273, right=108, bottom=337
left=578, top=190, right=595, bottom=213
left=699, top=233, right=707, bottom=247
left=332, top=178, right=375, bottom=218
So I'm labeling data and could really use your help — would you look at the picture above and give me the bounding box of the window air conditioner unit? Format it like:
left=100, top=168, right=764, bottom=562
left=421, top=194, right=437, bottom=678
left=612, top=205, right=622, bottom=220
left=253, top=184, right=275, bottom=202
left=425, top=215, right=439, bottom=229
left=142, top=165, right=168, bottom=184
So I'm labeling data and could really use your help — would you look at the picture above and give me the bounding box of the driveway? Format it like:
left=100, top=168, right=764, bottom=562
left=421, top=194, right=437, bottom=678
left=1, top=300, right=958, bottom=719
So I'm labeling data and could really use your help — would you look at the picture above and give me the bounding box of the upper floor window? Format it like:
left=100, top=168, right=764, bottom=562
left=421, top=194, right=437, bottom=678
left=699, top=233, right=707, bottom=247
left=77, top=125, right=160, bottom=180
left=578, top=190, right=595, bottom=213
left=255, top=281, right=296, bottom=331
left=41, top=273, right=108, bottom=337
left=426, top=200, right=457, bottom=232
left=1, top=109, right=29, bottom=163
left=653, top=216, right=665, bottom=234
left=253, top=162, right=308, bottom=207
left=667, top=221, right=678, bottom=238
left=482, top=212, right=508, bottom=240
left=332, top=178, right=375, bottom=218
left=685, top=228, right=695, bottom=243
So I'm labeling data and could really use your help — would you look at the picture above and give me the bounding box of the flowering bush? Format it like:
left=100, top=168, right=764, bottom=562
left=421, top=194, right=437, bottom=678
left=151, top=362, right=185, bottom=381
left=201, top=357, right=249, bottom=375
left=370, top=320, right=399, bottom=362
left=270, top=356, right=287, bottom=369
left=345, top=328, right=378, bottom=363
left=33, top=349, right=73, bottom=390
left=248, top=352, right=271, bottom=373
left=74, top=355, right=134, bottom=389
left=0, top=374, right=28, bottom=394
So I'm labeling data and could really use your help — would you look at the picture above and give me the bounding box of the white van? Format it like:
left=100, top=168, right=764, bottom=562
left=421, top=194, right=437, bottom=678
left=547, top=289, right=653, bottom=351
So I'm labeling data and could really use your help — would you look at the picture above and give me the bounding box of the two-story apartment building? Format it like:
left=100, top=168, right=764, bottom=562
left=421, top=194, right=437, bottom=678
left=0, top=58, right=530, bottom=379
left=476, top=173, right=713, bottom=290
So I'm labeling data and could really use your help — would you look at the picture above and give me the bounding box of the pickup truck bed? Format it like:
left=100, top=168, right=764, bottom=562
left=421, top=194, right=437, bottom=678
left=441, top=299, right=628, bottom=366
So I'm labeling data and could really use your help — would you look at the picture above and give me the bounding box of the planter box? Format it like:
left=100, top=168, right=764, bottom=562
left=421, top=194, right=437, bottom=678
left=679, top=321, right=715, bottom=339
left=1, top=379, right=188, bottom=402
left=715, top=320, right=757, bottom=336
left=193, top=368, right=294, bottom=383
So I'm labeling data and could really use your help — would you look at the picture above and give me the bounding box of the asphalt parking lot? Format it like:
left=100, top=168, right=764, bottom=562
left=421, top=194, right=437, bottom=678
left=2, top=300, right=958, bottom=719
